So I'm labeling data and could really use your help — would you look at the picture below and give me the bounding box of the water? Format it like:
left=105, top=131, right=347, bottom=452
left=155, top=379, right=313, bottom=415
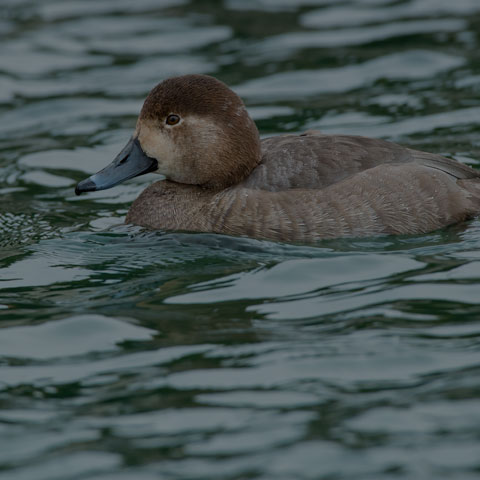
left=1, top=0, right=480, bottom=478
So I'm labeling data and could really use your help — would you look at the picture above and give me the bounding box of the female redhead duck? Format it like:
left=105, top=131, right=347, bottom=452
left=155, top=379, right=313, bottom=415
left=75, top=74, right=480, bottom=243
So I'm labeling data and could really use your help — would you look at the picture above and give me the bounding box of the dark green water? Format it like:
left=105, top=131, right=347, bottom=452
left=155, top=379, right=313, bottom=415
left=2, top=0, right=480, bottom=478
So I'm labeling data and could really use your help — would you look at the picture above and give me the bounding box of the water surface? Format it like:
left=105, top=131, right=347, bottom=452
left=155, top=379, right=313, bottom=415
left=1, top=1, right=480, bottom=479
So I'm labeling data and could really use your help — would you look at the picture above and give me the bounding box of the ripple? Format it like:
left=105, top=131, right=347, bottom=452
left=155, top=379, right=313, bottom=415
left=0, top=54, right=217, bottom=103
left=20, top=170, right=75, bottom=188
left=250, top=283, right=480, bottom=320
left=346, top=399, right=480, bottom=434
left=19, top=137, right=132, bottom=175
left=0, top=251, right=90, bottom=290
left=226, top=0, right=367, bottom=12
left=0, top=428, right=98, bottom=467
left=86, top=26, right=232, bottom=56
left=252, top=19, right=466, bottom=60
left=301, top=0, right=480, bottom=28
left=0, top=44, right=111, bottom=76
left=0, top=315, right=155, bottom=360
left=164, top=333, right=480, bottom=390
left=0, top=98, right=141, bottom=136
left=236, top=50, right=464, bottom=100
left=38, top=0, right=188, bottom=21
left=165, top=254, right=423, bottom=304
left=0, top=213, right=59, bottom=248
left=196, top=390, right=319, bottom=408
left=0, top=344, right=212, bottom=388
left=313, top=105, right=480, bottom=137
left=4, top=451, right=121, bottom=480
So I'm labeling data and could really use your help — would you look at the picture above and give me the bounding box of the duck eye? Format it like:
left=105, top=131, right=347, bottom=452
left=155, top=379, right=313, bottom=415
left=166, top=114, right=180, bottom=126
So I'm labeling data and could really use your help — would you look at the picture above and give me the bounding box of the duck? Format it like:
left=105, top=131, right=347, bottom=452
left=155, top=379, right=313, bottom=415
left=75, top=74, right=480, bottom=243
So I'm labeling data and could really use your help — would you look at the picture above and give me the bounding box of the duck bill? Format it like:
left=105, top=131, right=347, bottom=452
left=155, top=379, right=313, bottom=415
left=75, top=137, right=158, bottom=195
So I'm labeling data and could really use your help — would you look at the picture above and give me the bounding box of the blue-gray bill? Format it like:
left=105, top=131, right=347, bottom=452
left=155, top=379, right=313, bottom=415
left=75, top=137, right=158, bottom=195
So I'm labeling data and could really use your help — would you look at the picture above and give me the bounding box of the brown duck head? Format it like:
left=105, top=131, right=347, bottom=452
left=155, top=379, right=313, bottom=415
left=75, top=75, right=262, bottom=195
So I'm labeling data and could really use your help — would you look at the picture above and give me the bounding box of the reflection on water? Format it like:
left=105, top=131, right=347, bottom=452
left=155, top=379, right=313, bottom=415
left=1, top=0, right=480, bottom=479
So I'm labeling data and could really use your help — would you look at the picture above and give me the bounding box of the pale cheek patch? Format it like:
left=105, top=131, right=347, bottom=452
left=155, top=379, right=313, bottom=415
left=137, top=123, right=179, bottom=177
left=136, top=116, right=222, bottom=184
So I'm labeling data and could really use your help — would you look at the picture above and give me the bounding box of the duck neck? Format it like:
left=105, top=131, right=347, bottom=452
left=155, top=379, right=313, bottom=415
left=200, top=115, right=262, bottom=189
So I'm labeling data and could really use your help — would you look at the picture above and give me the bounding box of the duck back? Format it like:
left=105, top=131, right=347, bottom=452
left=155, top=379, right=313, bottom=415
left=242, top=131, right=479, bottom=191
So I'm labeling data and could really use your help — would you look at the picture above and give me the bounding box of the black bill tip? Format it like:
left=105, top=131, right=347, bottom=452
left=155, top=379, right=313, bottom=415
left=75, top=178, right=97, bottom=196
